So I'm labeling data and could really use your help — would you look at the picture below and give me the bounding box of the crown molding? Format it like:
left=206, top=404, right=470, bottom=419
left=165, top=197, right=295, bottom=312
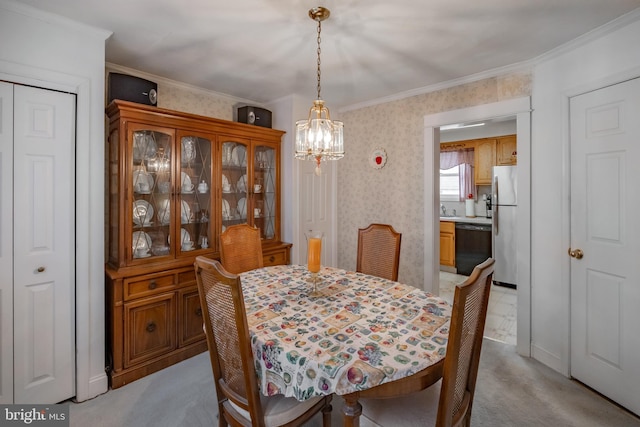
left=339, top=7, right=640, bottom=113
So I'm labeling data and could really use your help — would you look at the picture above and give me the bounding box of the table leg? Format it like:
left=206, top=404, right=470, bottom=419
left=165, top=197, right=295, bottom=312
left=342, top=394, right=362, bottom=427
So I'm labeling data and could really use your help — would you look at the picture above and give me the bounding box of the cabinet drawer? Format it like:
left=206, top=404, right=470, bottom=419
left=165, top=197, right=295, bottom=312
left=440, top=221, right=455, bottom=234
left=124, top=293, right=177, bottom=368
left=263, top=249, right=288, bottom=266
left=178, top=270, right=196, bottom=286
left=125, top=274, right=175, bottom=301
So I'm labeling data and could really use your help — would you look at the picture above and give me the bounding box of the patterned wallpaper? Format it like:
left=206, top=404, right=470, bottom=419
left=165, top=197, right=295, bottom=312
left=105, top=66, right=243, bottom=121
left=157, top=83, right=238, bottom=121
left=107, top=66, right=531, bottom=289
left=337, top=73, right=532, bottom=288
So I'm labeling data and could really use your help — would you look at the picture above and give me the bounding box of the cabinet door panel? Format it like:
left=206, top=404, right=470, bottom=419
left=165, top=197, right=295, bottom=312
left=439, top=222, right=455, bottom=267
left=474, top=139, right=496, bottom=185
left=221, top=139, right=250, bottom=235
left=178, top=288, right=205, bottom=347
left=253, top=143, right=279, bottom=242
left=177, top=133, right=214, bottom=254
left=124, top=293, right=176, bottom=368
left=497, top=135, right=517, bottom=165
left=128, top=126, right=175, bottom=264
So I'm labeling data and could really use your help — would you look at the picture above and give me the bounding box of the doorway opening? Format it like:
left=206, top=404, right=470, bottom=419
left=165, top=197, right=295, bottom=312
left=423, top=96, right=531, bottom=356
left=437, top=117, right=518, bottom=346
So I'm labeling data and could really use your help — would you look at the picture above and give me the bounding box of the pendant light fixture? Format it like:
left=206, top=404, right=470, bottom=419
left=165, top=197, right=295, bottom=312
left=295, top=6, right=344, bottom=176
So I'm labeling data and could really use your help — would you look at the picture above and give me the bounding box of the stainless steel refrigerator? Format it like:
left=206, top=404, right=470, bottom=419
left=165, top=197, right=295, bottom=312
left=492, top=165, right=517, bottom=287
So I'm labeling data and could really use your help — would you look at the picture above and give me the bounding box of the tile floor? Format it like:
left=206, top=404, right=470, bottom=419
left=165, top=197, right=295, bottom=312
left=439, top=271, right=517, bottom=346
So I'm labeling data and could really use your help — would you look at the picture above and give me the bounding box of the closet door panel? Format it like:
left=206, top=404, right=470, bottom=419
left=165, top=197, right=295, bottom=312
left=13, top=85, right=76, bottom=404
left=0, top=81, right=14, bottom=404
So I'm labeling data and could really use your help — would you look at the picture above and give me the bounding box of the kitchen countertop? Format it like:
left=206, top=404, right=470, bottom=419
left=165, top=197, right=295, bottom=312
left=440, top=216, right=492, bottom=225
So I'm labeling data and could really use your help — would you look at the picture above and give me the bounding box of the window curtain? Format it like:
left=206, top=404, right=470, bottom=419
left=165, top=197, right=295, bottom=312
left=440, top=149, right=475, bottom=201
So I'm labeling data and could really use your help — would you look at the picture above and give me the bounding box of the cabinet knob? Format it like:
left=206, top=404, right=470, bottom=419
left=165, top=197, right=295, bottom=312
left=37, top=266, right=46, bottom=273
left=148, top=281, right=157, bottom=290
left=146, top=322, right=156, bottom=333
left=195, top=307, right=202, bottom=317
left=269, top=256, right=275, bottom=263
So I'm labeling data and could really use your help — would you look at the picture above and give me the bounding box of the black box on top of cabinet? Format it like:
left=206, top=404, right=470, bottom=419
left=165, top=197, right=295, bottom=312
left=108, top=73, right=158, bottom=106
left=237, top=106, right=272, bottom=128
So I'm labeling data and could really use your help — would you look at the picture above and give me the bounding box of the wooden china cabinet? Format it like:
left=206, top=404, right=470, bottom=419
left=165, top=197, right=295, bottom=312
left=105, top=100, right=291, bottom=388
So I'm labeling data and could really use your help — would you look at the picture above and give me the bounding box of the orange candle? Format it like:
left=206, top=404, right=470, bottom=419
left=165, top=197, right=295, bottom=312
left=307, top=237, right=322, bottom=273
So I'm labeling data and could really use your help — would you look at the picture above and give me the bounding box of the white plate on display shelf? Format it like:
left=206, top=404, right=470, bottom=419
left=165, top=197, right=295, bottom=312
left=181, top=200, right=191, bottom=224
left=222, top=199, right=232, bottom=219
left=168, top=228, right=191, bottom=245
left=132, top=231, right=152, bottom=252
left=181, top=172, right=192, bottom=190
left=157, top=199, right=171, bottom=225
left=237, top=197, right=247, bottom=219
left=236, top=174, right=247, bottom=193
left=222, top=174, right=232, bottom=192
left=133, top=170, right=154, bottom=194
left=231, top=145, right=247, bottom=167
left=133, top=200, right=154, bottom=226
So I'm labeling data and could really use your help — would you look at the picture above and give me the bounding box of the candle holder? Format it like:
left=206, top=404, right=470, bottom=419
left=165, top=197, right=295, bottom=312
left=305, top=230, right=324, bottom=296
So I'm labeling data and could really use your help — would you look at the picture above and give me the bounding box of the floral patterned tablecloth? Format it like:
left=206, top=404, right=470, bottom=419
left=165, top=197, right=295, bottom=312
left=240, top=264, right=452, bottom=401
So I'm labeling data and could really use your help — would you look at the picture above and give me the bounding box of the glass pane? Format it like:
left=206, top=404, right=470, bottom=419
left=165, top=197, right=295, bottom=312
left=255, top=145, right=276, bottom=240
left=440, top=165, right=460, bottom=200
left=179, top=135, right=211, bottom=253
left=131, top=129, right=172, bottom=260
left=221, top=141, right=248, bottom=235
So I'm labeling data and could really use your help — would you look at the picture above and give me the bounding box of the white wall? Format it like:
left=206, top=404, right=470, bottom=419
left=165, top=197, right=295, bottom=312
left=0, top=0, right=111, bottom=401
left=531, top=10, right=640, bottom=374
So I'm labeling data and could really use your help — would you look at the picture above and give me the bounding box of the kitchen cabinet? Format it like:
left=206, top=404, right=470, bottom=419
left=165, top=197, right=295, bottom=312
left=496, top=135, right=517, bottom=165
left=474, top=139, right=497, bottom=185
left=105, top=100, right=291, bottom=388
left=442, top=134, right=516, bottom=185
left=440, top=140, right=475, bottom=152
left=440, top=221, right=456, bottom=267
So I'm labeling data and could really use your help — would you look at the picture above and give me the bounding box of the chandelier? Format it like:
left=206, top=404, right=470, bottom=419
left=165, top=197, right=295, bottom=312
left=295, top=6, right=344, bottom=176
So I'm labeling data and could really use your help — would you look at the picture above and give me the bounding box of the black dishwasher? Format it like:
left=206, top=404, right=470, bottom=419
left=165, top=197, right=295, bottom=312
left=455, top=222, right=492, bottom=276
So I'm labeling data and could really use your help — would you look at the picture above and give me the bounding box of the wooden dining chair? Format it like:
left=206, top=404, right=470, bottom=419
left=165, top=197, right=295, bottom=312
left=356, top=223, right=402, bottom=281
left=194, top=256, right=333, bottom=427
left=359, top=257, right=495, bottom=427
left=220, top=223, right=263, bottom=274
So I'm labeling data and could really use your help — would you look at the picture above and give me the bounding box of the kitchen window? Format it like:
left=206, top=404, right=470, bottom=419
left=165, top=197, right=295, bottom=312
left=440, top=165, right=462, bottom=201
left=440, top=149, right=475, bottom=201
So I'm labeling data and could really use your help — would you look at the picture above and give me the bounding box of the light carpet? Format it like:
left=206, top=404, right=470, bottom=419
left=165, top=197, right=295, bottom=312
left=68, top=339, right=639, bottom=426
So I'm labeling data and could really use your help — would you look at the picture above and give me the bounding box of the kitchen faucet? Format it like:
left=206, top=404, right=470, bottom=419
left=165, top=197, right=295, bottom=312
left=441, top=204, right=447, bottom=216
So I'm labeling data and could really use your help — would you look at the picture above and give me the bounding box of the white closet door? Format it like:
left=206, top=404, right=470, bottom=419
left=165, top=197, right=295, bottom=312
left=0, top=81, right=14, bottom=404
left=570, top=77, right=640, bottom=415
left=13, top=85, right=76, bottom=403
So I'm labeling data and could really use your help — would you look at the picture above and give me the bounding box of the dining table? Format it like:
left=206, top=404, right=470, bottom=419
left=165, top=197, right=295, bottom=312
left=240, top=264, right=452, bottom=426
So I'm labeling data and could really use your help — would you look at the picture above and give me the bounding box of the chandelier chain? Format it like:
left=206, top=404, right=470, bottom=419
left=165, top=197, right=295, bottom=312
left=316, top=19, right=322, bottom=100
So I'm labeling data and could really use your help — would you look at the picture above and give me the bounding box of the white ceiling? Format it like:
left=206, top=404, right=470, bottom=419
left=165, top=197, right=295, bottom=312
left=14, top=0, right=640, bottom=109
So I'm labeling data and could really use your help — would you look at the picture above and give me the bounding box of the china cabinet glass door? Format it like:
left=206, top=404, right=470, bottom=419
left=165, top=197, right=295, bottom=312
left=178, top=133, right=212, bottom=254
left=254, top=144, right=276, bottom=240
left=130, top=127, right=173, bottom=261
left=221, top=139, right=250, bottom=233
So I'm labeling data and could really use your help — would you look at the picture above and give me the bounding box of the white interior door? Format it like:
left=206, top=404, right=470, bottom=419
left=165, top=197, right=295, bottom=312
left=0, top=81, right=14, bottom=404
left=13, top=85, right=76, bottom=403
left=570, top=77, right=640, bottom=415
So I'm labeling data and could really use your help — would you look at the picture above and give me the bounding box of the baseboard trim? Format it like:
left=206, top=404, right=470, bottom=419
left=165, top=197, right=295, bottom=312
left=531, top=343, right=565, bottom=375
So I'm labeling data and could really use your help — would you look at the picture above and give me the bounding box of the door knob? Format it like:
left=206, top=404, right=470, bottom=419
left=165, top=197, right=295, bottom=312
left=568, top=248, right=584, bottom=259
